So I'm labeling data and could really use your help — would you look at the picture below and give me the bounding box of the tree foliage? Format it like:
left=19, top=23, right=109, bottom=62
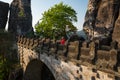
left=35, top=2, right=77, bottom=39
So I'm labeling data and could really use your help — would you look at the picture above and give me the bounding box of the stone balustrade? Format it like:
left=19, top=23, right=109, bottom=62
left=17, top=36, right=120, bottom=77
left=96, top=49, right=117, bottom=70
left=80, top=41, right=95, bottom=64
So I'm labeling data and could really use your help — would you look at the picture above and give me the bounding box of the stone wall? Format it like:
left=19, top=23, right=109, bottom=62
left=0, top=1, right=9, bottom=29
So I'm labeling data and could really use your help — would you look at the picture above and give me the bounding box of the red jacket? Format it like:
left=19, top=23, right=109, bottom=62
left=60, top=39, right=65, bottom=45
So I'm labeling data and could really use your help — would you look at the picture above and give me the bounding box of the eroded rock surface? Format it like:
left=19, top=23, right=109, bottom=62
left=8, top=0, right=33, bottom=35
left=83, top=0, right=120, bottom=43
left=112, top=8, right=120, bottom=45
left=0, top=1, right=9, bottom=29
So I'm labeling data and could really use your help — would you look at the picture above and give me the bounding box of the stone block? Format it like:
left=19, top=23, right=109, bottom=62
left=67, top=41, right=79, bottom=59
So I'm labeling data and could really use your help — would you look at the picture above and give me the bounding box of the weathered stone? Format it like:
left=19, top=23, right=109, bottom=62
left=67, top=41, right=79, bottom=59
left=83, top=0, right=100, bottom=40
left=56, top=44, right=67, bottom=56
left=83, top=0, right=120, bottom=42
left=80, top=42, right=95, bottom=64
left=17, top=36, right=120, bottom=79
left=96, top=49, right=117, bottom=70
left=49, top=40, right=57, bottom=54
left=96, top=50, right=109, bottom=69
left=108, top=49, right=117, bottom=70
left=112, top=8, right=120, bottom=44
left=42, top=38, right=51, bottom=54
left=0, top=1, right=9, bottom=29
left=18, top=45, right=115, bottom=80
left=8, top=0, right=33, bottom=35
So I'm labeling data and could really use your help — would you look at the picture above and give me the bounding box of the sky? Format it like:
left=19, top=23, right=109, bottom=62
left=1, top=0, right=88, bottom=31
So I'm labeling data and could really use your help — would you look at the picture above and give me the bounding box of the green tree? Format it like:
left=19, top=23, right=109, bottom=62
left=35, top=2, right=77, bottom=39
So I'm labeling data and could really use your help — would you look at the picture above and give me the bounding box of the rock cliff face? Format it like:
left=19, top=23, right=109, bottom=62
left=8, top=0, right=33, bottom=35
left=112, top=8, right=120, bottom=44
left=0, top=1, right=9, bottom=29
left=83, top=0, right=120, bottom=43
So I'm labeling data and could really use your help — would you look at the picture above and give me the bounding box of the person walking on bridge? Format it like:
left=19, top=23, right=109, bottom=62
left=60, top=37, right=65, bottom=45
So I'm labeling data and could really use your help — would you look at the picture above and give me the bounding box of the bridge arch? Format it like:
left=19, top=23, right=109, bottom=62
left=18, top=37, right=118, bottom=80
left=23, top=59, right=55, bottom=80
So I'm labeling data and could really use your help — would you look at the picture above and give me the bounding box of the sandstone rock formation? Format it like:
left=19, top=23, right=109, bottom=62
left=0, top=1, right=9, bottom=29
left=83, top=0, right=120, bottom=43
left=8, top=0, right=33, bottom=35
left=112, top=8, right=120, bottom=45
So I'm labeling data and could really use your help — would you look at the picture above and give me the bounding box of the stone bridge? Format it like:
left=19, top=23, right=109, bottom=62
left=17, top=36, right=120, bottom=80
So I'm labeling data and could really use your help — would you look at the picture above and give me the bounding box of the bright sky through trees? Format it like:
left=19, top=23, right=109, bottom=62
left=1, top=0, right=88, bottom=30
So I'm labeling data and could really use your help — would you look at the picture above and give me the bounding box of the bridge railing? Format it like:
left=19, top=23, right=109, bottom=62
left=17, top=36, right=120, bottom=74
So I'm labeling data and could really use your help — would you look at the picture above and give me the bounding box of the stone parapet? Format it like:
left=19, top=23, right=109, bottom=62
left=17, top=36, right=120, bottom=78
